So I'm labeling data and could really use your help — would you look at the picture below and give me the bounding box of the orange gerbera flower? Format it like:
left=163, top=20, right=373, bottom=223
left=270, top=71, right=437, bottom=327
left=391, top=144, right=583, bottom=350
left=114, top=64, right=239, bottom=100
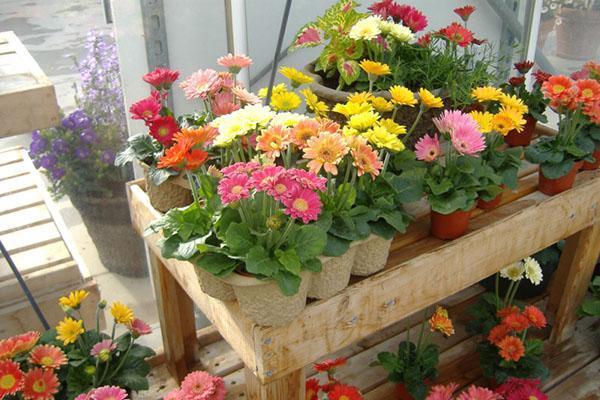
left=28, top=345, right=67, bottom=370
left=497, top=306, right=520, bottom=320
left=12, top=332, right=40, bottom=356
left=574, top=79, right=600, bottom=104
left=256, top=125, right=290, bottom=159
left=350, top=137, right=383, bottom=179
left=318, top=119, right=340, bottom=134
left=0, top=360, right=24, bottom=398
left=428, top=306, right=455, bottom=337
left=22, top=368, right=59, bottom=400
left=158, top=136, right=209, bottom=171
left=497, top=336, right=525, bottom=362
left=174, top=126, right=217, bottom=146
left=303, top=131, right=349, bottom=175
left=542, top=75, right=575, bottom=108
left=584, top=100, right=600, bottom=124
left=290, top=119, right=320, bottom=149
left=502, top=312, right=530, bottom=333
left=523, top=305, right=547, bottom=329
left=488, top=324, right=511, bottom=346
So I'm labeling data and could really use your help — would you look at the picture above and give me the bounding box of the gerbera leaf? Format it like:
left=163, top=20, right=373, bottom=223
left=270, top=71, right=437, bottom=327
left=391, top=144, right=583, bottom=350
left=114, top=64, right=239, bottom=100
left=274, top=270, right=301, bottom=296
left=225, top=222, right=255, bottom=256
left=303, top=257, right=322, bottom=272
left=292, top=225, right=327, bottom=261
left=323, top=233, right=350, bottom=257
left=276, top=248, right=302, bottom=276
left=246, top=246, right=280, bottom=277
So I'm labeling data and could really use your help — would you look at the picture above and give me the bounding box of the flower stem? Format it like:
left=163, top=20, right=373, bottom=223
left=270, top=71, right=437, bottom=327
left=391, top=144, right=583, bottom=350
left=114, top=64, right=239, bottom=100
left=403, top=106, right=425, bottom=144
left=186, top=171, right=202, bottom=210
left=273, top=217, right=295, bottom=251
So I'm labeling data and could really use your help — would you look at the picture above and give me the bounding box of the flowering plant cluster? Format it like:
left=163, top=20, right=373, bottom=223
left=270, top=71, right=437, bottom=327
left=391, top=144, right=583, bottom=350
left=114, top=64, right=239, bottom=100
left=163, top=371, right=226, bottom=400
left=571, top=61, right=600, bottom=160
left=501, top=61, right=549, bottom=124
left=375, top=306, right=454, bottom=400
left=425, top=377, right=547, bottom=400
left=306, top=357, right=363, bottom=400
left=0, top=290, right=154, bottom=399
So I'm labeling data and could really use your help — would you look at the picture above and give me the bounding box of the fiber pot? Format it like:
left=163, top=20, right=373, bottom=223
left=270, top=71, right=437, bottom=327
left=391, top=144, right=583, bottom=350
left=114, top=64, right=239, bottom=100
left=308, top=247, right=357, bottom=299
left=141, top=163, right=193, bottom=213
left=225, top=271, right=312, bottom=327
left=556, top=8, right=600, bottom=60
left=351, top=234, right=393, bottom=276
left=538, top=161, right=583, bottom=196
left=71, top=181, right=147, bottom=277
left=504, top=114, right=536, bottom=147
left=430, top=208, right=473, bottom=240
left=194, top=266, right=236, bottom=301
left=581, top=149, right=600, bottom=170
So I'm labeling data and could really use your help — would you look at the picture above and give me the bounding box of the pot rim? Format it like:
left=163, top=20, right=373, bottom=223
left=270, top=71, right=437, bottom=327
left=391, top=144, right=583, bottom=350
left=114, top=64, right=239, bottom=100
left=221, top=269, right=312, bottom=287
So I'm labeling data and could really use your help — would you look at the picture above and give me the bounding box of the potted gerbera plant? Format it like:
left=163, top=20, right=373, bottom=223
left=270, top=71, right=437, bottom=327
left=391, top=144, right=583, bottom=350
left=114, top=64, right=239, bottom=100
left=525, top=74, right=600, bottom=195
left=572, top=61, right=600, bottom=170
left=307, top=357, right=363, bottom=400
left=375, top=306, right=454, bottom=400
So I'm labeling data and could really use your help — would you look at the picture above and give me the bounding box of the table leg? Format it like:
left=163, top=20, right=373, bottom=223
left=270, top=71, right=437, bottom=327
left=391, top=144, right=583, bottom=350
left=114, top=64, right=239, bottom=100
left=547, top=223, right=600, bottom=343
left=244, top=367, right=305, bottom=400
left=149, top=252, right=196, bottom=382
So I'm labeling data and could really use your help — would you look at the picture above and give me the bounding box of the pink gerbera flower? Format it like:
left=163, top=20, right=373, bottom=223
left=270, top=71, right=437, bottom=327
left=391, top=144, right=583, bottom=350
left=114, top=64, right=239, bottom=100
left=217, top=53, right=253, bottom=74
left=179, top=69, right=220, bottom=100
left=90, top=340, right=117, bottom=361
left=249, top=165, right=285, bottom=191
left=287, top=169, right=327, bottom=191
left=451, top=123, right=486, bottom=155
left=211, top=91, right=240, bottom=116
left=129, top=95, right=161, bottom=123
left=415, top=134, right=441, bottom=162
left=221, top=161, right=261, bottom=177
left=143, top=68, right=179, bottom=90
left=180, top=371, right=226, bottom=400
left=90, top=386, right=129, bottom=400
left=433, top=110, right=478, bottom=135
left=128, top=318, right=152, bottom=337
left=426, top=383, right=459, bottom=400
left=216, top=71, right=234, bottom=91
left=282, top=186, right=322, bottom=223
left=456, top=385, right=500, bottom=400
left=218, top=173, right=251, bottom=204
left=232, top=86, right=260, bottom=105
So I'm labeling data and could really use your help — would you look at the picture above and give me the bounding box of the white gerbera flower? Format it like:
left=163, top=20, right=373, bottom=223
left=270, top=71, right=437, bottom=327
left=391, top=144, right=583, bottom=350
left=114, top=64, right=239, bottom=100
left=388, top=24, right=414, bottom=42
left=500, top=261, right=525, bottom=281
left=269, top=112, right=307, bottom=128
left=523, top=256, right=543, bottom=286
left=349, top=16, right=382, bottom=41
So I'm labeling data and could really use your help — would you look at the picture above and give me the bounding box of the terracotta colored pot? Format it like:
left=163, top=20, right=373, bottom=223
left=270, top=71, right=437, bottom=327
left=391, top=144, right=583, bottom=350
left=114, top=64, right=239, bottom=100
left=556, top=8, right=600, bottom=61
left=395, top=380, right=433, bottom=400
left=430, top=208, right=473, bottom=240
left=581, top=149, right=600, bottom=171
left=504, top=115, right=536, bottom=147
left=477, top=191, right=503, bottom=210
left=538, top=161, right=583, bottom=196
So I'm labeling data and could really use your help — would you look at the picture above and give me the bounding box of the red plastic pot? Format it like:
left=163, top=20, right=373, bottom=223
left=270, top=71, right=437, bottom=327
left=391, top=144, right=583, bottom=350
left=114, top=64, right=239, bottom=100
left=430, top=208, right=473, bottom=240
left=538, top=161, right=583, bottom=196
left=477, top=186, right=505, bottom=210
left=504, top=115, right=536, bottom=147
left=395, top=381, right=433, bottom=400
left=581, top=149, right=600, bottom=171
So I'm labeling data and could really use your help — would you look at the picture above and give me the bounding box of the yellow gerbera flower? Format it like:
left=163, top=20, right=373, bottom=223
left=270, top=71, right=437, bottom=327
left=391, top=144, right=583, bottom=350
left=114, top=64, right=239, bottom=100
left=111, top=301, right=134, bottom=324
left=56, top=317, right=84, bottom=345
left=342, top=126, right=359, bottom=137
left=498, top=93, right=529, bottom=115
left=492, top=107, right=526, bottom=135
left=363, top=125, right=405, bottom=151
left=378, top=118, right=407, bottom=135
left=418, top=88, right=444, bottom=109
left=332, top=102, right=373, bottom=118
left=258, top=83, right=287, bottom=98
left=300, top=88, right=329, bottom=117
left=270, top=90, right=302, bottom=111
left=469, top=111, right=494, bottom=134
left=389, top=85, right=417, bottom=107
left=59, top=290, right=89, bottom=310
left=279, top=66, right=313, bottom=87
left=471, top=86, right=503, bottom=103
left=359, top=60, right=391, bottom=76
left=349, top=110, right=380, bottom=131
left=370, top=97, right=394, bottom=112
left=348, top=92, right=374, bottom=103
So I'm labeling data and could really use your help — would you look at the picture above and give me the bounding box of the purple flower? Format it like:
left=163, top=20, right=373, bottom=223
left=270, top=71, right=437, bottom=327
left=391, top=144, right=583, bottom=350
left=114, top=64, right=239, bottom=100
left=80, top=128, right=98, bottom=144
left=51, top=167, right=66, bottom=180
left=29, top=138, right=48, bottom=156
left=61, top=116, right=76, bottom=130
left=75, top=147, right=91, bottom=159
left=100, top=150, right=115, bottom=165
left=51, top=139, right=69, bottom=155
left=31, top=130, right=42, bottom=141
left=40, top=154, right=58, bottom=169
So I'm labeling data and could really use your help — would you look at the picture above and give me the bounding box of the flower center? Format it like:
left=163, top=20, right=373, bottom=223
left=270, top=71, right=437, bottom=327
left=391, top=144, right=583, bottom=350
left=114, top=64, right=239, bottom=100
left=41, top=356, right=54, bottom=366
left=582, top=88, right=593, bottom=98
left=553, top=84, right=565, bottom=93
left=143, top=110, right=153, bottom=117
left=158, top=127, right=169, bottom=137
left=193, top=383, right=205, bottom=393
left=340, top=396, right=350, bottom=400
left=231, top=185, right=244, bottom=195
left=275, top=183, right=287, bottom=194
left=33, top=379, right=47, bottom=393
left=293, top=198, right=309, bottom=212
left=0, top=375, right=16, bottom=389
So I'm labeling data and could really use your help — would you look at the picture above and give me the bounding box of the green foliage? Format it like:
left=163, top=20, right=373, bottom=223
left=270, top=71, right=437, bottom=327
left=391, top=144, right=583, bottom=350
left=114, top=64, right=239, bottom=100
left=525, top=135, right=593, bottom=179
left=477, top=341, right=548, bottom=384
left=502, top=79, right=548, bottom=123
left=578, top=276, right=600, bottom=318
left=116, top=133, right=177, bottom=185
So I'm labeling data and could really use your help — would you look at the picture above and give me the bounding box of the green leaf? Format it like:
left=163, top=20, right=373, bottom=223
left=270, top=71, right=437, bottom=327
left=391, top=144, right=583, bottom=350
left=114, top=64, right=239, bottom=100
left=128, top=344, right=156, bottom=360
left=276, top=248, right=302, bottom=275
left=293, top=225, right=327, bottom=261
left=425, top=176, right=453, bottom=196
left=303, top=258, right=322, bottom=272
left=381, top=210, right=409, bottom=234
left=148, top=166, right=176, bottom=186
left=369, top=220, right=397, bottom=240
left=195, top=253, right=239, bottom=276
left=377, top=352, right=399, bottom=373
left=335, top=183, right=357, bottom=209
left=324, top=233, right=350, bottom=257
left=540, top=159, right=574, bottom=179
left=428, top=190, right=473, bottom=214
left=225, top=222, right=255, bottom=256
left=581, top=299, right=600, bottom=317
left=338, top=60, right=361, bottom=86
left=274, top=270, right=301, bottom=296
left=115, top=370, right=149, bottom=391
left=246, top=246, right=280, bottom=277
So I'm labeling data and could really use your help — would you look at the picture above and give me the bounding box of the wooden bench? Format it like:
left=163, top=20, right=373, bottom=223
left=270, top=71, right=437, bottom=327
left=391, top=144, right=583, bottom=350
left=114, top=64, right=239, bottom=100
left=0, top=147, right=102, bottom=337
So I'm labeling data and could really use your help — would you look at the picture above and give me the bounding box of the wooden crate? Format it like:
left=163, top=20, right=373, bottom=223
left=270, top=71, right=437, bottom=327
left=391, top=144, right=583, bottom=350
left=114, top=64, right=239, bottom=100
left=0, top=147, right=102, bottom=337
left=127, top=154, right=600, bottom=399
left=0, top=31, right=60, bottom=137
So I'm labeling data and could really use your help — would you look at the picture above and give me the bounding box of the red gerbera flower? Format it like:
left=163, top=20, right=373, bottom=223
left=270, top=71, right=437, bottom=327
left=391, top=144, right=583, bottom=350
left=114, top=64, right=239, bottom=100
left=313, top=357, right=347, bottom=373
left=149, top=116, right=179, bottom=146
left=22, top=368, right=59, bottom=400
left=0, top=360, right=24, bottom=398
left=523, top=305, right=547, bottom=329
left=29, top=345, right=67, bottom=370
left=497, top=336, right=525, bottom=362
left=395, top=5, right=428, bottom=32
left=509, top=76, right=526, bottom=86
left=488, top=324, right=511, bottom=346
left=454, top=5, right=476, bottom=22
left=532, top=69, right=551, bottom=85
left=129, top=95, right=162, bottom=123
left=514, top=60, right=535, bottom=74
left=502, top=312, right=531, bottom=333
left=305, top=378, right=320, bottom=400
left=439, top=22, right=474, bottom=47
left=417, top=33, right=431, bottom=47
left=327, top=384, right=363, bottom=400
left=497, top=306, right=520, bottom=320
left=0, top=339, right=18, bottom=360
left=143, top=67, right=180, bottom=90
left=368, top=0, right=394, bottom=19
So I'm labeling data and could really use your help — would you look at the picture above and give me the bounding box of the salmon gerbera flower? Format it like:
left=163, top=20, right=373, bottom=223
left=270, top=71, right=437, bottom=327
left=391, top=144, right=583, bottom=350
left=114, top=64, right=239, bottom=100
left=180, top=371, right=226, bottom=400
left=574, top=79, right=600, bottom=104
left=289, top=119, right=320, bottom=149
left=349, top=137, right=383, bottom=179
left=303, top=131, right=349, bottom=175
left=497, top=336, right=525, bottom=362
left=428, top=306, right=455, bottom=337
left=217, top=53, right=252, bottom=74
left=0, top=360, right=24, bottom=398
left=29, top=345, right=67, bottom=369
left=179, top=69, right=220, bottom=100
left=282, top=186, right=322, bottom=223
left=22, top=368, right=59, bottom=400
left=10, top=332, right=41, bottom=356
left=143, top=67, right=179, bottom=90
left=542, top=75, right=575, bottom=108
left=415, top=134, right=441, bottom=162
left=256, top=125, right=290, bottom=159
left=89, top=386, right=129, bottom=400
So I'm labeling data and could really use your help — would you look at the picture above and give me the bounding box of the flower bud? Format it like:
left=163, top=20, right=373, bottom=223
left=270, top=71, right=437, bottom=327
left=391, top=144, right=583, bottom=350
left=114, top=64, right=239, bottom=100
left=98, top=300, right=107, bottom=309
left=84, top=365, right=96, bottom=375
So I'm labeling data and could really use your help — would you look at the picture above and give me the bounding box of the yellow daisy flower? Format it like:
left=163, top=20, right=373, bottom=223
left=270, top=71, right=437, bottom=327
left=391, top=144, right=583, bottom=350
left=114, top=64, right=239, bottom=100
left=471, top=86, right=503, bottom=103
left=363, top=125, right=405, bottom=151
left=111, top=301, right=134, bottom=324
left=469, top=111, right=494, bottom=134
left=347, top=92, right=374, bottom=103
left=332, top=102, right=373, bottom=118
left=492, top=107, right=527, bottom=136
left=56, top=317, right=84, bottom=345
left=270, top=90, right=302, bottom=111
left=498, top=93, right=529, bottom=115
left=349, top=110, right=380, bottom=131
left=258, top=83, right=287, bottom=98
left=418, top=88, right=444, bottom=109
left=378, top=118, right=407, bottom=135
left=389, top=85, right=417, bottom=107
left=279, top=66, right=313, bottom=87
left=300, top=88, right=329, bottom=117
left=359, top=60, right=391, bottom=76
left=370, top=97, right=394, bottom=112
left=59, top=290, right=89, bottom=310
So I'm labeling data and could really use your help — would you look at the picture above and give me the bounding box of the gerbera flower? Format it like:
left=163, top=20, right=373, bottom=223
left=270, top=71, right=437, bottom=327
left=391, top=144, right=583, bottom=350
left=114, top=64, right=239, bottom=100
left=584, top=100, right=600, bottom=124
left=11, top=332, right=40, bottom=355
left=542, top=75, right=574, bottom=105
left=175, top=126, right=217, bottom=146
left=419, top=88, right=444, bottom=109
left=303, top=131, right=349, bottom=175
left=256, top=125, right=290, bottom=159
left=0, top=339, right=18, bottom=360
left=149, top=116, right=179, bottom=146
left=428, top=306, right=455, bottom=337
left=439, top=22, right=474, bottom=47
left=503, top=313, right=530, bottom=332
left=396, top=5, right=428, bottom=32
left=327, top=384, right=363, bottom=400
left=332, top=102, right=373, bottom=118
left=270, top=90, right=302, bottom=111
left=350, top=138, right=383, bottom=179
left=386, top=23, right=415, bottom=42
left=283, top=186, right=322, bottom=223
left=349, top=110, right=380, bottom=131
left=378, top=119, right=406, bottom=136
left=574, top=78, right=600, bottom=104
left=496, top=378, right=547, bottom=400
left=0, top=360, right=24, bottom=398
left=487, top=324, right=511, bottom=346
left=179, top=69, right=220, bottom=100
left=514, top=60, right=535, bottom=74
left=499, top=94, right=529, bottom=115
left=471, top=86, right=503, bottom=102
left=143, top=67, right=179, bottom=90
left=58, top=290, right=89, bottom=310
left=231, top=86, right=260, bottom=105
left=523, top=305, right=547, bottom=329
left=211, top=91, right=240, bottom=117
left=91, top=340, right=117, bottom=362
left=220, top=161, right=261, bottom=177
left=158, top=136, right=209, bottom=171
left=218, top=173, right=251, bottom=204
left=532, top=69, right=551, bottom=85
left=469, top=111, right=494, bottom=134
left=90, top=386, right=128, bottom=400
left=370, top=97, right=394, bottom=112
left=129, top=95, right=161, bottom=122
left=217, top=53, right=252, bottom=74
left=110, top=302, right=134, bottom=324
left=301, top=88, right=329, bottom=117
left=313, top=357, right=348, bottom=373
left=128, top=318, right=152, bottom=338
left=163, top=388, right=181, bottom=400
left=522, top=257, right=542, bottom=285
left=492, top=107, right=526, bottom=135
left=359, top=60, right=391, bottom=76
left=56, top=317, right=84, bottom=345
left=509, top=76, right=526, bottom=86
left=363, top=125, right=405, bottom=152
left=417, top=33, right=432, bottom=47
left=29, top=345, right=67, bottom=369
left=498, top=335, right=526, bottom=362
left=497, top=306, right=520, bottom=319
left=348, top=92, right=374, bottom=104
left=180, top=371, right=226, bottom=400
left=287, top=169, right=327, bottom=192
left=279, top=66, right=313, bottom=87
left=451, top=123, right=486, bottom=155
left=456, top=385, right=500, bottom=400
left=306, top=378, right=320, bottom=400
left=454, top=5, right=476, bottom=22
left=500, top=261, right=524, bottom=281
left=22, top=368, right=59, bottom=400
left=258, top=83, right=287, bottom=98
left=504, top=387, right=547, bottom=400
left=290, top=119, right=320, bottom=149
left=389, top=85, right=417, bottom=106
left=415, top=134, right=441, bottom=162
left=426, top=383, right=459, bottom=400
left=349, top=16, right=382, bottom=41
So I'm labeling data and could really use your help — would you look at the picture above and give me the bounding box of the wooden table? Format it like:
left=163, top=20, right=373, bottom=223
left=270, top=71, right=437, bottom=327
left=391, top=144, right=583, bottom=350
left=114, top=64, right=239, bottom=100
left=127, top=165, right=600, bottom=400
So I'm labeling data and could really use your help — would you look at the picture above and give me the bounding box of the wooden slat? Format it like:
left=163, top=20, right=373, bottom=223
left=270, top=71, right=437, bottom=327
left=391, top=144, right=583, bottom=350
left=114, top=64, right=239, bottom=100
left=0, top=221, right=62, bottom=254
left=0, top=161, right=28, bottom=180
left=0, top=148, right=22, bottom=166
left=0, top=173, right=36, bottom=196
left=0, top=187, right=44, bottom=214
left=0, top=240, right=72, bottom=282
left=546, top=358, right=600, bottom=399
left=0, top=203, right=52, bottom=235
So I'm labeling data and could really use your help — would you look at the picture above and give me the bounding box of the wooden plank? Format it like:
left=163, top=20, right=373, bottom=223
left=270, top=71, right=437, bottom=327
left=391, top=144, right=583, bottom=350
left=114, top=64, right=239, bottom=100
left=244, top=367, right=305, bottom=400
left=546, top=358, right=600, bottom=399
left=0, top=173, right=36, bottom=196
left=0, top=148, right=22, bottom=166
left=0, top=187, right=43, bottom=214
left=0, top=161, right=28, bottom=180
left=0, top=221, right=62, bottom=254
left=0, top=203, right=52, bottom=235
left=0, top=240, right=72, bottom=282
